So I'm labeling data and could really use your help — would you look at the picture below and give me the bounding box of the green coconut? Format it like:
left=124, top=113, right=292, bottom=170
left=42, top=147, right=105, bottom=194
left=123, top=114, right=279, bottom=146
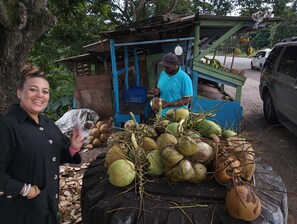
left=146, top=150, right=164, bottom=176
left=156, top=133, right=177, bottom=151
left=189, top=141, right=214, bottom=163
left=174, top=159, right=195, bottom=180
left=185, top=129, right=202, bottom=140
left=176, top=136, right=199, bottom=156
left=196, top=119, right=222, bottom=138
left=161, top=146, right=184, bottom=168
left=165, top=109, right=175, bottom=120
left=165, top=122, right=183, bottom=137
left=164, top=166, right=181, bottom=182
left=174, top=108, right=190, bottom=122
left=105, top=144, right=128, bottom=168
left=141, top=136, right=158, bottom=152
left=108, top=159, right=136, bottom=187
left=222, top=129, right=237, bottom=139
left=189, top=163, right=207, bottom=183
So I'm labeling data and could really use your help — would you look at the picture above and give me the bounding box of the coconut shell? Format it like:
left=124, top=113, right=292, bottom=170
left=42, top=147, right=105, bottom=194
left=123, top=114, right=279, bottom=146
left=190, top=163, right=207, bottom=183
left=92, top=138, right=101, bottom=147
left=189, top=141, right=214, bottom=163
left=99, top=123, right=109, bottom=133
left=99, top=133, right=109, bottom=143
left=151, top=97, right=162, bottom=111
left=86, top=135, right=95, bottom=144
left=176, top=136, right=199, bottom=156
left=165, top=122, right=183, bottom=138
left=156, top=133, right=177, bottom=151
left=146, top=150, right=164, bottom=176
left=161, top=146, right=184, bottom=168
left=142, top=137, right=158, bottom=152
left=175, top=108, right=189, bottom=122
left=215, top=156, right=242, bottom=184
left=90, top=128, right=100, bottom=138
left=174, top=159, right=195, bottom=180
left=96, top=120, right=106, bottom=129
left=226, top=185, right=261, bottom=221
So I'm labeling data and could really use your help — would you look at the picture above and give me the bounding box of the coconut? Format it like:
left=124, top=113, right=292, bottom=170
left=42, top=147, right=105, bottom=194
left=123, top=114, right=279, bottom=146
left=164, top=166, right=181, bottom=182
left=146, top=150, right=163, bottom=176
left=151, top=97, right=163, bottom=111
left=215, top=156, right=242, bottom=184
left=165, top=122, right=183, bottom=137
left=174, top=159, right=195, bottom=180
left=108, top=159, right=136, bottom=187
left=176, top=136, right=199, bottom=156
left=141, top=137, right=158, bottom=152
left=156, top=133, right=177, bottom=151
left=154, top=119, right=170, bottom=135
left=99, top=133, right=109, bottom=143
left=196, top=119, right=222, bottom=138
left=165, top=109, right=175, bottom=120
left=189, top=141, right=214, bottom=163
left=185, top=129, right=202, bottom=141
left=222, top=129, right=237, bottom=139
left=105, top=144, right=128, bottom=168
left=226, top=185, right=261, bottom=221
left=226, top=137, right=255, bottom=181
left=161, top=146, right=184, bottom=168
left=190, top=163, right=207, bottom=183
left=124, top=120, right=135, bottom=129
left=174, top=108, right=189, bottom=122
left=92, top=138, right=101, bottom=147
left=96, top=120, right=105, bottom=129
left=99, top=123, right=109, bottom=133
left=90, top=128, right=100, bottom=138
left=140, top=124, right=158, bottom=139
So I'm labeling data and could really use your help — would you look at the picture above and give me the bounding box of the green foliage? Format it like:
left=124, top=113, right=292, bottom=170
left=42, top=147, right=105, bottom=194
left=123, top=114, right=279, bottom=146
left=249, top=28, right=272, bottom=50
left=269, top=14, right=297, bottom=45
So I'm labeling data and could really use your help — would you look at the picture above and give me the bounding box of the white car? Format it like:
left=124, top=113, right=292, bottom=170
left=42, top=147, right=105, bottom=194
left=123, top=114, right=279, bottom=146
left=251, top=48, right=271, bottom=70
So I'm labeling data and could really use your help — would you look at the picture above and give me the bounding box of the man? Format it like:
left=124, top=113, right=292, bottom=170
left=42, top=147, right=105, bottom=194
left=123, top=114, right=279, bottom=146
left=152, top=52, right=193, bottom=116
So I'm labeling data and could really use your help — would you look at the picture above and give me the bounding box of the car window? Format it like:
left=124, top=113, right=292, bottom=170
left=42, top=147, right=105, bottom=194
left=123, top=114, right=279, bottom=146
left=276, top=46, right=297, bottom=77
left=265, top=45, right=284, bottom=70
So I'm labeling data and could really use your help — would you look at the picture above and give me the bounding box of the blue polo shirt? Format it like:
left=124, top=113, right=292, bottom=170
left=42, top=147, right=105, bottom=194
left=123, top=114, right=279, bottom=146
left=157, top=67, right=193, bottom=115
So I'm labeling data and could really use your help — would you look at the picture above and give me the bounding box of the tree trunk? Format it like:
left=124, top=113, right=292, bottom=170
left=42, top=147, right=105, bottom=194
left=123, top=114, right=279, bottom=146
left=0, top=0, right=56, bottom=116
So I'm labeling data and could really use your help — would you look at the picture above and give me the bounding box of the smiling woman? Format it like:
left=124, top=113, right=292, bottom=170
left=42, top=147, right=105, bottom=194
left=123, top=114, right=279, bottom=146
left=0, top=63, right=84, bottom=224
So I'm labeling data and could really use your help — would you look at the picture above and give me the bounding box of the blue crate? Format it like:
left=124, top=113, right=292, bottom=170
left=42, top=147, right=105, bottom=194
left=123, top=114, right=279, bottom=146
left=123, top=87, right=147, bottom=103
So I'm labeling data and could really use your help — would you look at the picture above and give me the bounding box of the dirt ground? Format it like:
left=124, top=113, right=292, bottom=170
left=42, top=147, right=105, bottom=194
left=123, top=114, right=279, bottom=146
left=79, top=78, right=297, bottom=224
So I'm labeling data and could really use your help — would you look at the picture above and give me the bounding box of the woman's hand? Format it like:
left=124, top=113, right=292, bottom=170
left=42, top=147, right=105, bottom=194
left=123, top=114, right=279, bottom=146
left=69, top=126, right=84, bottom=155
left=152, top=87, right=160, bottom=97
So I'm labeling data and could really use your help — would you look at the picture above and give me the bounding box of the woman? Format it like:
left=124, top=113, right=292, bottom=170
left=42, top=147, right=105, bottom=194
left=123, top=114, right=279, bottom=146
left=0, top=63, right=84, bottom=224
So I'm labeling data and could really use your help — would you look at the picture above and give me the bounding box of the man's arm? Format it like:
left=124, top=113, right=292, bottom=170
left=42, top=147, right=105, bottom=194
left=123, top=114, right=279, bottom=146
left=162, top=96, right=192, bottom=108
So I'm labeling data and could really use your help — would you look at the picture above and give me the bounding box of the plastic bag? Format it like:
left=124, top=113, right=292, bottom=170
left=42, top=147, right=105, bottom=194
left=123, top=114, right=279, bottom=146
left=55, top=108, right=99, bottom=134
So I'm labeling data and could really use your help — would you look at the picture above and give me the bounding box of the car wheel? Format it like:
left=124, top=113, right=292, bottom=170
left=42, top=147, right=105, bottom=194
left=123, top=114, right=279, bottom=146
left=263, top=91, right=278, bottom=124
left=259, top=63, right=263, bottom=70
left=251, top=62, right=254, bottom=69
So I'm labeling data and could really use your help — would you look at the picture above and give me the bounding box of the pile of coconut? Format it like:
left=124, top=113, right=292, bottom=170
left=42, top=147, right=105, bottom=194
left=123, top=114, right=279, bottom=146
left=83, top=118, right=113, bottom=149
left=105, top=109, right=261, bottom=222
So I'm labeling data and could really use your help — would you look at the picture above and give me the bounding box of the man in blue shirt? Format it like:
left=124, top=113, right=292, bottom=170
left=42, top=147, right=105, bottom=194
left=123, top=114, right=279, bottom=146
left=152, top=52, right=193, bottom=116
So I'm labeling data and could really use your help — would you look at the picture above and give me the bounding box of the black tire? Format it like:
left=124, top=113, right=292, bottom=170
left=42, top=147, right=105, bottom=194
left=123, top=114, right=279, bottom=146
left=251, top=62, right=254, bottom=69
left=259, top=63, right=263, bottom=70
left=263, top=91, right=278, bottom=124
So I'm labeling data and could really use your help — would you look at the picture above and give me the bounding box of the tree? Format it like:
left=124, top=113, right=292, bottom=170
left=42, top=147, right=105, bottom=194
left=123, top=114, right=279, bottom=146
left=0, top=0, right=56, bottom=115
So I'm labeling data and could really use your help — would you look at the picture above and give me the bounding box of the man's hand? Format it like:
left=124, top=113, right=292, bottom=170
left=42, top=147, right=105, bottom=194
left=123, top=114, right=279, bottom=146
left=152, top=87, right=160, bottom=97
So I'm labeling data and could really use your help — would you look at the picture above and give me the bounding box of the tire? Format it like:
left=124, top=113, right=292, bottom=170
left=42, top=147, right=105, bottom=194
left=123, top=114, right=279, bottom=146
left=259, top=63, right=263, bottom=70
left=263, top=91, right=278, bottom=124
left=251, top=62, right=254, bottom=69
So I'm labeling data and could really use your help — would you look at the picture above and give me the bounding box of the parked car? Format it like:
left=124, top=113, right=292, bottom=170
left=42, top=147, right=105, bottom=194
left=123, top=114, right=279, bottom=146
left=259, top=40, right=297, bottom=135
left=251, top=48, right=271, bottom=70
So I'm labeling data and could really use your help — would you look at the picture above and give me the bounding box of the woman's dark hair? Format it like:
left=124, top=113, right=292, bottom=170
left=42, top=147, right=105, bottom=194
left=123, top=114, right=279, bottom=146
left=18, top=63, right=48, bottom=90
